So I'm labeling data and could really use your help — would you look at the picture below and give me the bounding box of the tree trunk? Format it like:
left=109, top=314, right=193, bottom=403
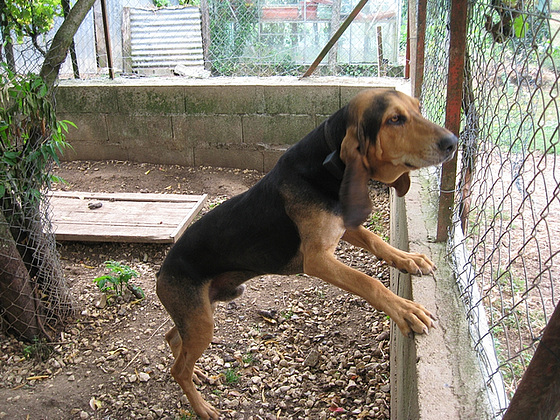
left=40, top=0, right=98, bottom=89
left=0, top=0, right=16, bottom=71
left=0, top=212, right=47, bottom=342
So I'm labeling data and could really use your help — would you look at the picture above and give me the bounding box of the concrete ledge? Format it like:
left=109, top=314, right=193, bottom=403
left=389, top=170, right=492, bottom=420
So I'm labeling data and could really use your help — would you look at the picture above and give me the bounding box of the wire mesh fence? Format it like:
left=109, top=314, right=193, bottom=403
left=0, top=69, right=75, bottom=341
left=4, top=0, right=407, bottom=79
left=422, top=0, right=560, bottom=417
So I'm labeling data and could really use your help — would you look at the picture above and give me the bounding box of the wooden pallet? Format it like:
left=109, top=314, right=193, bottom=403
left=48, top=191, right=207, bottom=243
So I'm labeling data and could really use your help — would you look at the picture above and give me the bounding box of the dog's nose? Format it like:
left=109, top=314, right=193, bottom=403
left=438, top=134, right=458, bottom=155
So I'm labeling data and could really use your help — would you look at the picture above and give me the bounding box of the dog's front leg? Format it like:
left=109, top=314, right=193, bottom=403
left=342, top=226, right=436, bottom=275
left=303, top=250, right=435, bottom=337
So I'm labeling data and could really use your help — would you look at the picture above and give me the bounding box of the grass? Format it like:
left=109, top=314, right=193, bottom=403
left=223, top=367, right=240, bottom=384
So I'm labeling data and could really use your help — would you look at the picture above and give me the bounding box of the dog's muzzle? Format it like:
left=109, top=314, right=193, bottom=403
left=438, top=134, right=459, bottom=163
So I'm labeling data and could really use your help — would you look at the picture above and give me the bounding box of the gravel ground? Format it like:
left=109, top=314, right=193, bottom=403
left=0, top=162, right=392, bottom=419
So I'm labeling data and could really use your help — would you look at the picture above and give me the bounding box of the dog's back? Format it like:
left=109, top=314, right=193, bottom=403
left=158, top=117, right=340, bottom=289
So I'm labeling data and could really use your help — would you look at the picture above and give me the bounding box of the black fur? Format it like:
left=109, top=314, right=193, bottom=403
left=158, top=105, right=356, bottom=293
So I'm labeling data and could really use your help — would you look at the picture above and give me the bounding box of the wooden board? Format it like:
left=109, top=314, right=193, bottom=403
left=48, top=191, right=207, bottom=243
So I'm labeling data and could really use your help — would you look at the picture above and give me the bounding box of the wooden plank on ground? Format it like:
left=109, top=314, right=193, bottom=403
left=48, top=191, right=207, bottom=243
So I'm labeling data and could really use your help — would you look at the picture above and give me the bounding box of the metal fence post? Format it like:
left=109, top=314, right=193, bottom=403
left=435, top=0, right=468, bottom=242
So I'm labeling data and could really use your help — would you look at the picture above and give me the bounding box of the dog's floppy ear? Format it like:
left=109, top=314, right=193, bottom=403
left=340, top=125, right=372, bottom=229
left=389, top=173, right=411, bottom=197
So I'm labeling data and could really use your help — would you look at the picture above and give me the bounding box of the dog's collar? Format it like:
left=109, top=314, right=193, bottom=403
left=322, top=119, right=345, bottom=180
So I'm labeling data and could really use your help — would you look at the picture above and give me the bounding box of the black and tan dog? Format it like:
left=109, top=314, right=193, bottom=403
left=156, top=88, right=457, bottom=419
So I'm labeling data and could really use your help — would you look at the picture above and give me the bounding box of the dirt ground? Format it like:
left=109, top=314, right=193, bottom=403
left=0, top=161, right=393, bottom=420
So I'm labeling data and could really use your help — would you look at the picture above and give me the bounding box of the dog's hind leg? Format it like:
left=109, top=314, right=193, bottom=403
left=164, top=326, right=207, bottom=385
left=158, top=280, right=219, bottom=420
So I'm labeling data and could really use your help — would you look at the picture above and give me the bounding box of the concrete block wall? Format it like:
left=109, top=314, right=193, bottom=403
left=55, top=78, right=401, bottom=171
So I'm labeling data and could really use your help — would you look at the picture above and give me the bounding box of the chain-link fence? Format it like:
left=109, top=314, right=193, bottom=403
left=422, top=0, right=559, bottom=417
left=0, top=70, right=75, bottom=341
left=5, top=0, right=407, bottom=79
left=1, top=0, right=80, bottom=341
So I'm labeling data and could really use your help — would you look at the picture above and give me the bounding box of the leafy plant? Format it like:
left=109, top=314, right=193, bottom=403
left=22, top=337, right=53, bottom=361
left=152, top=0, right=170, bottom=8
left=0, top=0, right=63, bottom=56
left=0, top=65, right=74, bottom=205
left=94, top=261, right=145, bottom=299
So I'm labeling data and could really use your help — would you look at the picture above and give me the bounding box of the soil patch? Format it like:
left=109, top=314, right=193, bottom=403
left=0, top=161, right=392, bottom=420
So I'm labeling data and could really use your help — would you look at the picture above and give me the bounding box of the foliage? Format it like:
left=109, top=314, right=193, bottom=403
left=153, top=0, right=171, bottom=8
left=152, top=0, right=199, bottom=8
left=1, top=0, right=63, bottom=54
left=22, top=337, right=53, bottom=361
left=94, top=261, right=145, bottom=299
left=209, top=0, right=258, bottom=75
left=0, top=65, right=73, bottom=207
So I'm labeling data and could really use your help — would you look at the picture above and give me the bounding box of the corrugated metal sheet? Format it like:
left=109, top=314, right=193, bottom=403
left=129, top=7, right=203, bottom=70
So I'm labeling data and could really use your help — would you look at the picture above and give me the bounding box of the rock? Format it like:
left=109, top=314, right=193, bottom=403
left=94, top=294, right=107, bottom=309
left=173, top=65, right=211, bottom=79
left=303, top=349, right=320, bottom=367
left=138, top=372, right=150, bottom=382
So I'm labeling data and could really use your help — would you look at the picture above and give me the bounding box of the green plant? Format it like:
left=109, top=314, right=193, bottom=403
left=0, top=0, right=63, bottom=57
left=0, top=66, right=73, bottom=205
left=153, top=0, right=170, bottom=7
left=94, top=261, right=145, bottom=299
left=22, top=337, right=53, bottom=361
left=281, top=308, right=294, bottom=320
left=242, top=353, right=256, bottom=365
left=223, top=367, right=239, bottom=384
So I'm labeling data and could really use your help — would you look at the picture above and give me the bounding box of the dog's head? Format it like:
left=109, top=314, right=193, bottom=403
left=339, top=89, right=458, bottom=229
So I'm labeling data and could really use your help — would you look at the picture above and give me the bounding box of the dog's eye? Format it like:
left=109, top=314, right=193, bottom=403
left=388, top=115, right=406, bottom=125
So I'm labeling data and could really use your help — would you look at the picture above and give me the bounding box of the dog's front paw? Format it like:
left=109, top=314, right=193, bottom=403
left=389, top=251, right=436, bottom=276
left=389, top=297, right=436, bottom=338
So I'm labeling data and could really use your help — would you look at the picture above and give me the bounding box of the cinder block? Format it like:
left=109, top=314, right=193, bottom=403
left=263, top=85, right=339, bottom=115
left=195, top=146, right=264, bottom=171
left=62, top=140, right=129, bottom=162
left=129, top=145, right=194, bottom=166
left=56, top=86, right=117, bottom=114
left=263, top=146, right=288, bottom=172
left=242, top=114, right=315, bottom=145
left=56, top=113, right=108, bottom=144
left=107, top=115, right=173, bottom=145
left=116, top=86, right=186, bottom=115
left=173, top=115, right=243, bottom=147
left=184, top=85, right=265, bottom=115
left=340, top=85, right=395, bottom=105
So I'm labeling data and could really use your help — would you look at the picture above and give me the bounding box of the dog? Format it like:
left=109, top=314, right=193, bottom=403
left=156, top=88, right=458, bottom=419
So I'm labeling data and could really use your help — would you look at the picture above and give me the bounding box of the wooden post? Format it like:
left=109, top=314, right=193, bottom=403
left=99, top=0, right=114, bottom=79
left=408, top=0, right=427, bottom=98
left=376, top=26, right=385, bottom=76
left=200, top=0, right=211, bottom=71
left=435, top=0, right=468, bottom=242
left=121, top=7, right=132, bottom=73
